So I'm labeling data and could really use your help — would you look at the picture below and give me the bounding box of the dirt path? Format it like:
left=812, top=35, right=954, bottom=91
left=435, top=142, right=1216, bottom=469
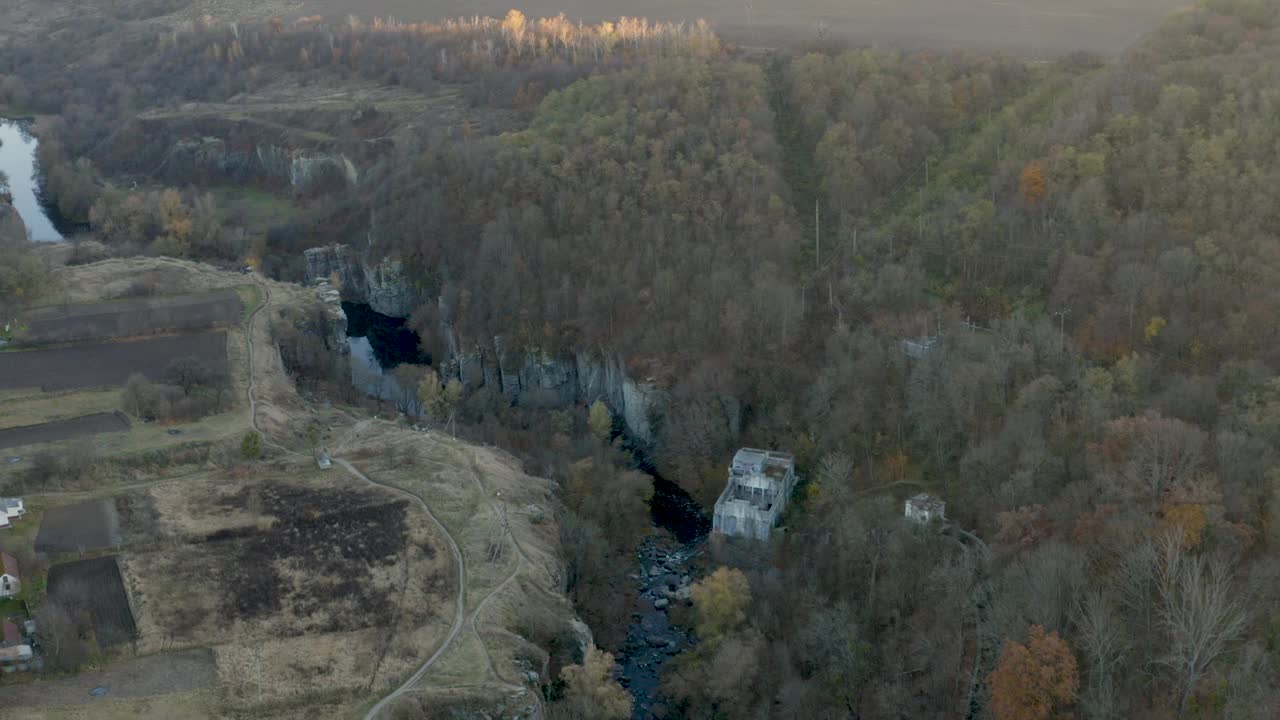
left=338, top=458, right=468, bottom=720
left=242, top=278, right=469, bottom=720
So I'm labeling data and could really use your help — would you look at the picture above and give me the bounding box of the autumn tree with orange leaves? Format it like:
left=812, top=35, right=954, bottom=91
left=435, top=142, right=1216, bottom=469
left=1020, top=161, right=1048, bottom=205
left=988, top=625, right=1079, bottom=720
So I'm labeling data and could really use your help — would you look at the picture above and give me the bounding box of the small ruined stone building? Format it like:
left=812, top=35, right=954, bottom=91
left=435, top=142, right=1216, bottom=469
left=712, top=449, right=797, bottom=541
left=905, top=493, right=946, bottom=524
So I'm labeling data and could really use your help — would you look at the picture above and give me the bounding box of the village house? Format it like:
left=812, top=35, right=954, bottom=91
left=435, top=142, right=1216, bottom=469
left=712, top=448, right=797, bottom=541
left=905, top=493, right=946, bottom=524
left=0, top=498, right=24, bottom=530
left=0, top=553, right=19, bottom=598
left=0, top=620, right=33, bottom=666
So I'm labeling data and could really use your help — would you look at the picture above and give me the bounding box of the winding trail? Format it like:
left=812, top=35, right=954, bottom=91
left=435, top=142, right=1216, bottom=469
left=242, top=278, right=469, bottom=720
left=341, top=457, right=468, bottom=720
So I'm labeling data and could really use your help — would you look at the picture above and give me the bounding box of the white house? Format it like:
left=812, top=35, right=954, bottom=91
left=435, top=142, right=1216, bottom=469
left=0, top=497, right=23, bottom=517
left=0, top=498, right=24, bottom=527
left=0, top=553, right=19, bottom=598
left=905, top=493, right=946, bottom=524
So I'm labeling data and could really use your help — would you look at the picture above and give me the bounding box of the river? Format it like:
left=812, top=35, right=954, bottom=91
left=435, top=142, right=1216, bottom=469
left=341, top=301, right=712, bottom=718
left=343, top=301, right=429, bottom=414
left=0, top=119, right=63, bottom=242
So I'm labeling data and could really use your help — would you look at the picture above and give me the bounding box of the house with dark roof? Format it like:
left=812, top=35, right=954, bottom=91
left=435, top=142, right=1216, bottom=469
left=0, top=553, right=19, bottom=598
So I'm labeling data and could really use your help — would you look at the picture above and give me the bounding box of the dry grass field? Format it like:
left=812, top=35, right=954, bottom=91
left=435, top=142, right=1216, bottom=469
left=301, top=0, right=1190, bottom=56
left=114, top=466, right=456, bottom=710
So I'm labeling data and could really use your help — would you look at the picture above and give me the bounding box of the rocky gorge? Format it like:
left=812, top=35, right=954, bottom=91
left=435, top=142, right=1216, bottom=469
left=303, top=242, right=668, bottom=445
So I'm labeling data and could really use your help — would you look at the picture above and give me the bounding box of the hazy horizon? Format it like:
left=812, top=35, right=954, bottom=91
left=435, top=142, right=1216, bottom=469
left=303, top=0, right=1191, bottom=57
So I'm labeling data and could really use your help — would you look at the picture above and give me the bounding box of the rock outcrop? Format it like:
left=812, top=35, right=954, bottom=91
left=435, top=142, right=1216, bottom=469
left=303, top=243, right=667, bottom=443
left=165, top=136, right=357, bottom=194
left=122, top=114, right=385, bottom=195
left=304, top=244, right=421, bottom=319
left=0, top=197, right=27, bottom=245
left=446, top=338, right=666, bottom=445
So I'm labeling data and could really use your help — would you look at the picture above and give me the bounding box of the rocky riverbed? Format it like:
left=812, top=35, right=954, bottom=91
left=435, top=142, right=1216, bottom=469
left=617, top=539, right=705, bottom=719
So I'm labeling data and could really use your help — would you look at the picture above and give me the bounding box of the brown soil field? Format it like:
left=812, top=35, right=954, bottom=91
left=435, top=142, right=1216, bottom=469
left=48, top=556, right=139, bottom=647
left=0, top=412, right=131, bottom=450
left=302, top=0, right=1188, bottom=56
left=17, top=290, right=242, bottom=346
left=0, top=331, right=228, bottom=392
left=36, top=499, right=120, bottom=553
left=1, top=649, right=216, bottom=711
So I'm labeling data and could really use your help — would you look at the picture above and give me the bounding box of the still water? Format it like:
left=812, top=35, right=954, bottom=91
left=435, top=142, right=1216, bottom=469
left=0, top=119, right=62, bottom=242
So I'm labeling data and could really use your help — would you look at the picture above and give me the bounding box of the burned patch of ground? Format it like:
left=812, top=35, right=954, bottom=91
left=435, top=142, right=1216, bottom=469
left=0, top=411, right=130, bottom=449
left=0, top=331, right=228, bottom=392
left=130, top=479, right=424, bottom=646
left=18, top=290, right=242, bottom=345
left=36, top=498, right=119, bottom=553
left=204, top=483, right=410, bottom=627
left=48, top=556, right=138, bottom=647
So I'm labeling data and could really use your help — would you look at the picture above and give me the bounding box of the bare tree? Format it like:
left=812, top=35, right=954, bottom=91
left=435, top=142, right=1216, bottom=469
left=1155, top=534, right=1248, bottom=715
left=1072, top=590, right=1129, bottom=720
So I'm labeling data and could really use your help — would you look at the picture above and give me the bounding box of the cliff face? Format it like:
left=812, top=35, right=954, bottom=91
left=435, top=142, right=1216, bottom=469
left=304, top=243, right=421, bottom=318
left=304, top=243, right=666, bottom=444
left=0, top=198, right=27, bottom=245
left=164, top=136, right=357, bottom=194
left=457, top=340, right=665, bottom=444
left=121, top=115, right=382, bottom=195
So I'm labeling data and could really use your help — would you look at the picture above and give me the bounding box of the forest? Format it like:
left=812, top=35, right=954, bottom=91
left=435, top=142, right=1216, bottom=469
left=5, top=0, right=1280, bottom=718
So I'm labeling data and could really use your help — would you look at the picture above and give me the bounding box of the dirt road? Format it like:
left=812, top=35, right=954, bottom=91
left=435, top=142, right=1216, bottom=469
left=340, top=457, right=468, bottom=720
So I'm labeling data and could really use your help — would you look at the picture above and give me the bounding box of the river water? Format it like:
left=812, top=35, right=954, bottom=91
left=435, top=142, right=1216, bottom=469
left=0, top=119, right=63, bottom=242
left=343, top=302, right=429, bottom=414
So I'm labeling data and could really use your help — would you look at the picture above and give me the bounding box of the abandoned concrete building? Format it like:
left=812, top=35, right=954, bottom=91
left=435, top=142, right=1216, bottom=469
left=905, top=493, right=946, bottom=523
left=712, top=449, right=797, bottom=541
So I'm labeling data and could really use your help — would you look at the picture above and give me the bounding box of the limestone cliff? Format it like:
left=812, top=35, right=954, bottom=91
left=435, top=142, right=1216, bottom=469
left=119, top=114, right=382, bottom=195
left=303, top=243, right=667, bottom=444
left=304, top=243, right=421, bottom=319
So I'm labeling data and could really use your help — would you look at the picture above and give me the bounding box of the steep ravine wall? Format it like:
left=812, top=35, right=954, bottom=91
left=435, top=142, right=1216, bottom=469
left=304, top=244, right=666, bottom=444
left=115, top=116, right=381, bottom=195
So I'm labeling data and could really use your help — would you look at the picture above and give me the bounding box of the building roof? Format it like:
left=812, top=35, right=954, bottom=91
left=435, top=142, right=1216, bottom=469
left=1, top=621, right=18, bottom=646
left=907, top=493, right=945, bottom=511
left=0, top=644, right=32, bottom=661
left=0, top=498, right=20, bottom=509
left=1, top=553, right=17, bottom=578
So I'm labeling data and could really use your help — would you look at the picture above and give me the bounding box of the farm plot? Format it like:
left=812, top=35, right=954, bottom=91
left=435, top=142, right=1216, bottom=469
left=121, top=472, right=455, bottom=703
left=0, top=411, right=130, bottom=450
left=18, top=290, right=242, bottom=345
left=36, top=498, right=120, bottom=553
left=47, top=556, right=139, bottom=647
left=0, top=331, right=228, bottom=392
